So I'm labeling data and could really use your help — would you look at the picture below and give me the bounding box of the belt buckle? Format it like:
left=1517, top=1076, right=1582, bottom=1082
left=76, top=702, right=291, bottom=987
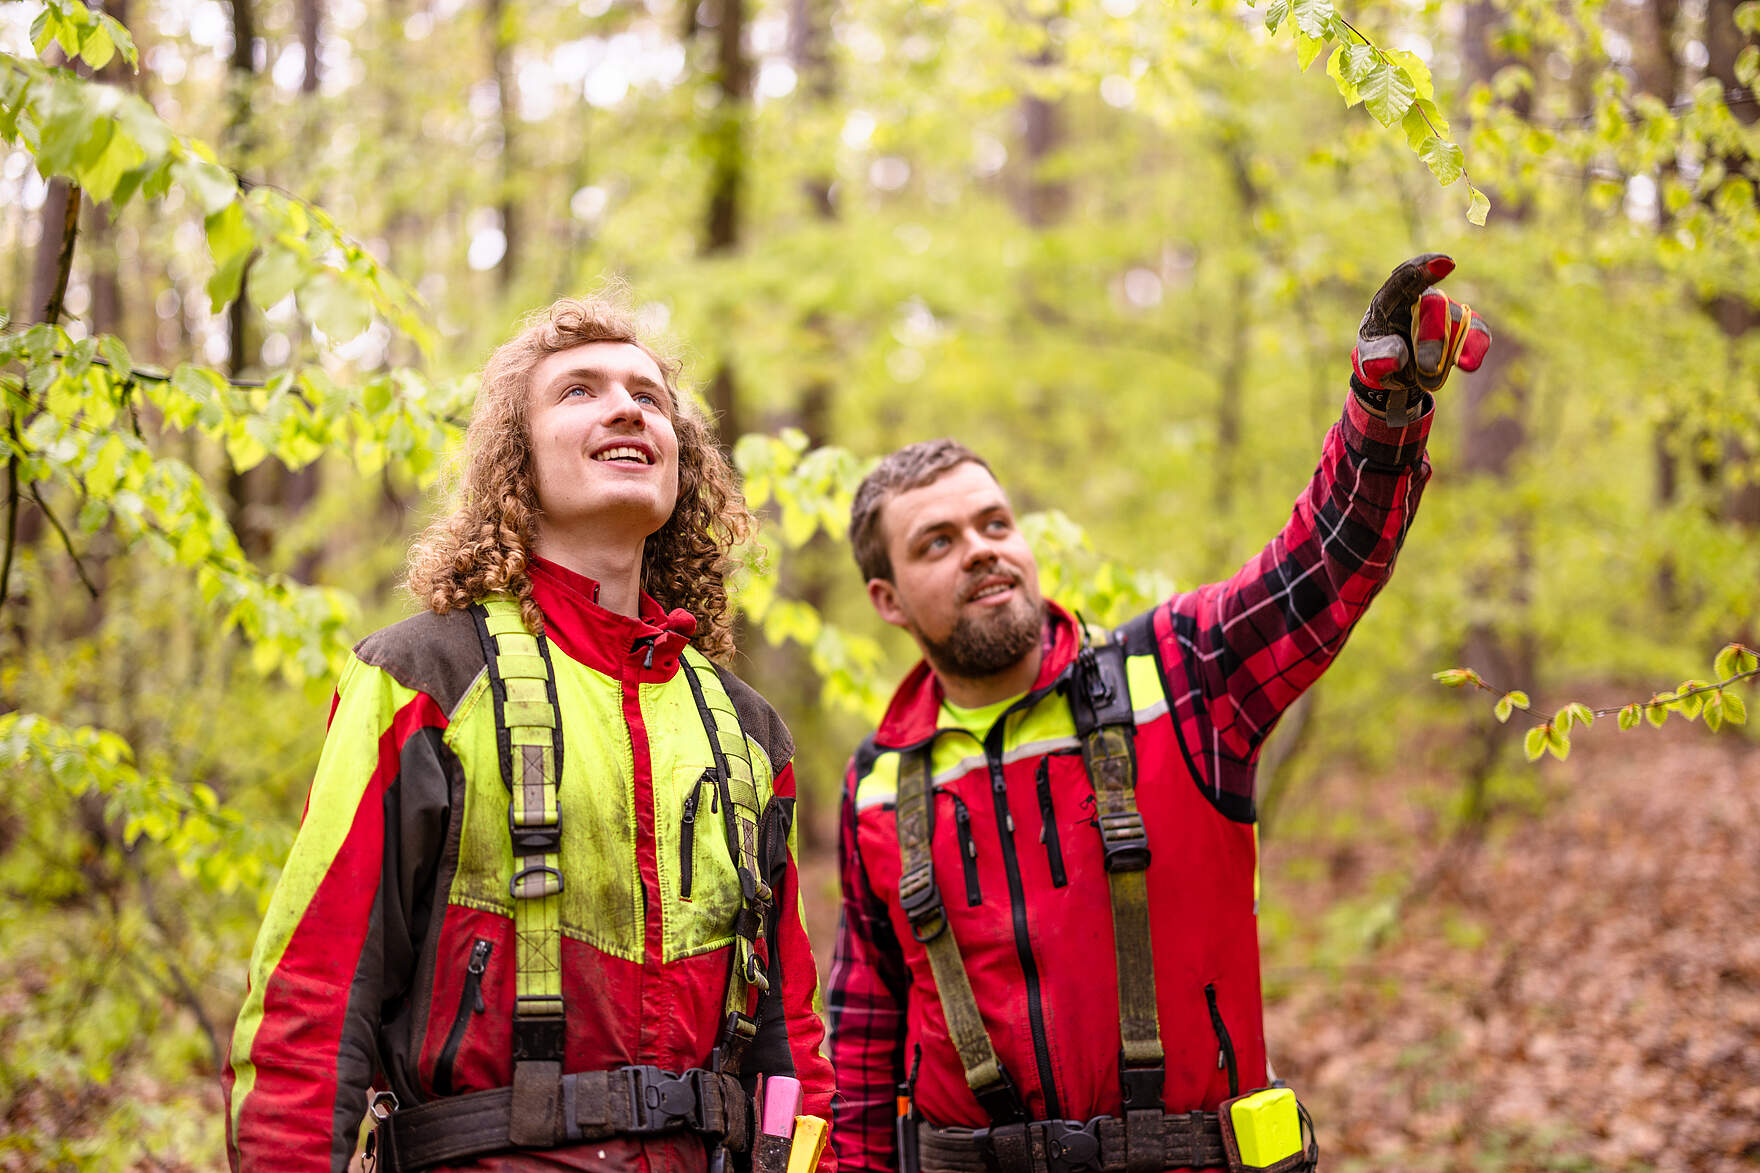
left=1041, top=1118, right=1103, bottom=1173
left=624, top=1065, right=698, bottom=1133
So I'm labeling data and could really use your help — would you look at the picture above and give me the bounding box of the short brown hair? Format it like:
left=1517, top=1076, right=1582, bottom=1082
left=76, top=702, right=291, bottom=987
left=406, top=294, right=754, bottom=660
left=849, top=438, right=993, bottom=582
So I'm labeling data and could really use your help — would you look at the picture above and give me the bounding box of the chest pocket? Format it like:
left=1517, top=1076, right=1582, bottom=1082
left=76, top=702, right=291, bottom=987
left=664, top=763, right=746, bottom=956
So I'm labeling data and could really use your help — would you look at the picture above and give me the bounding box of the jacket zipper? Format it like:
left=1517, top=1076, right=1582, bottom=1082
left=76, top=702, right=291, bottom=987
left=434, top=938, right=492, bottom=1096
left=1205, top=982, right=1240, bottom=1098
left=985, top=725, right=1063, bottom=1120
left=1034, top=753, right=1074, bottom=889
left=943, top=790, right=982, bottom=907
left=680, top=770, right=711, bottom=899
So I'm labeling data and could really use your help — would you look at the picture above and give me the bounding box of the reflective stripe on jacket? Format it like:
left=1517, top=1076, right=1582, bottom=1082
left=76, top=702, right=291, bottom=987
left=225, top=557, right=834, bottom=1173
left=827, top=392, right=1433, bottom=1173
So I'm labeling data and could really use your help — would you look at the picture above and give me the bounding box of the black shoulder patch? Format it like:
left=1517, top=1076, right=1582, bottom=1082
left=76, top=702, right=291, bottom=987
left=353, top=608, right=487, bottom=716
left=711, top=663, right=795, bottom=772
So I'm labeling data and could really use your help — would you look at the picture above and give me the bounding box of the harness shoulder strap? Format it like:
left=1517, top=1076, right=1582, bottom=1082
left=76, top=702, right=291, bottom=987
left=1069, top=627, right=1166, bottom=1171
left=895, top=745, right=1026, bottom=1123
left=470, top=597, right=567, bottom=1145
left=680, top=648, right=773, bottom=1072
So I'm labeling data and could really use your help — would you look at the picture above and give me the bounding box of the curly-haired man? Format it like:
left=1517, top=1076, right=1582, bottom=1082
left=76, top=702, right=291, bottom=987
left=225, top=298, right=834, bottom=1173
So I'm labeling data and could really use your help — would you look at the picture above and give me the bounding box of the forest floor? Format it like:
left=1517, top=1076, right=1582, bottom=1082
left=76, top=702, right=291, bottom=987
left=799, top=723, right=1760, bottom=1173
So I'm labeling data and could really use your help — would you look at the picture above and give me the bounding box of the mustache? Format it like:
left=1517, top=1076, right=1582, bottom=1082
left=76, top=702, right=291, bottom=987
left=958, top=569, right=1022, bottom=603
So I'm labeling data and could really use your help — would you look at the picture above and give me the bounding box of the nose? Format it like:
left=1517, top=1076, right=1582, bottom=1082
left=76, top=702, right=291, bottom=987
left=602, top=382, right=647, bottom=428
left=960, top=529, right=1001, bottom=572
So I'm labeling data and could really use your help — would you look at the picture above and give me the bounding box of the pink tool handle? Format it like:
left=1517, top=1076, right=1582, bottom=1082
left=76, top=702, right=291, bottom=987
left=760, top=1076, right=802, bottom=1137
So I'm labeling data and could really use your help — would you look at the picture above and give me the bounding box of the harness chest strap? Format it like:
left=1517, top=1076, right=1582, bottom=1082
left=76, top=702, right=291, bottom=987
left=892, top=630, right=1166, bottom=1163
left=895, top=748, right=1023, bottom=1122
left=681, top=651, right=773, bottom=1061
left=473, top=599, right=568, bottom=1144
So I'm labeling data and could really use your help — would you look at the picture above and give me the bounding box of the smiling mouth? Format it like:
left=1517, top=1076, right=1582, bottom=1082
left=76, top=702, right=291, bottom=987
left=594, top=446, right=653, bottom=465
left=965, top=580, right=1016, bottom=603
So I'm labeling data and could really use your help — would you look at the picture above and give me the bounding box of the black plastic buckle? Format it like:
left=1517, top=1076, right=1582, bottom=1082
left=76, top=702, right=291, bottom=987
left=898, top=867, right=946, bottom=943
left=1118, top=1056, right=1165, bottom=1111
left=623, top=1065, right=700, bottom=1133
left=972, top=1065, right=1027, bottom=1125
left=509, top=811, right=561, bottom=855
left=1077, top=646, right=1115, bottom=709
left=511, top=1008, right=566, bottom=1061
left=1042, top=1118, right=1105, bottom=1173
left=1098, top=810, right=1151, bottom=873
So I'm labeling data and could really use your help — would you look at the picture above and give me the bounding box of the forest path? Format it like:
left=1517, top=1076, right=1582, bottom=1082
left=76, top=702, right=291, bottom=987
left=801, top=728, right=1760, bottom=1171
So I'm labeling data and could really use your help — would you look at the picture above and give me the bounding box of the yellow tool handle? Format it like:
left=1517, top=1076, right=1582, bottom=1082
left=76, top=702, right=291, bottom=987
left=784, top=1115, right=829, bottom=1173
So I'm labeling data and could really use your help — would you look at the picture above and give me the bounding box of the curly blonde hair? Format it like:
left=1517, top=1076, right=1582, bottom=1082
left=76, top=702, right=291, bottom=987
left=407, top=296, right=753, bottom=661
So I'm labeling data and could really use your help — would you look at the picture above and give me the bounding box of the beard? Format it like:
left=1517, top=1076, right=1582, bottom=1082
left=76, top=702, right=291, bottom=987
left=921, top=590, right=1046, bottom=679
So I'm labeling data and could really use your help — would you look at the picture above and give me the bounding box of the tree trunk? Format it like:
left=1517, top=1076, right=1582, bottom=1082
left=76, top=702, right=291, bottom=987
left=299, top=0, right=322, bottom=95
left=1703, top=0, right=1759, bottom=526
left=1458, top=0, right=1535, bottom=823
left=699, top=0, right=750, bottom=442
left=487, top=0, right=520, bottom=291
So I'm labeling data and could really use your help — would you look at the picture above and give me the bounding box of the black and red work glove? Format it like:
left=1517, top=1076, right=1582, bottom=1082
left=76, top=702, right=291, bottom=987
left=1351, top=253, right=1491, bottom=426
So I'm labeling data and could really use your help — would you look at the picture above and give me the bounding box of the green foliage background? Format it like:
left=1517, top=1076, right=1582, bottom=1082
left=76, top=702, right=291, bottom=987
left=0, top=0, right=1756, bottom=1165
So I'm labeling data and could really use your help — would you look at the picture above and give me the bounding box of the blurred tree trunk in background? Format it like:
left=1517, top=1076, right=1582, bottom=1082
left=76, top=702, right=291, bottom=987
left=700, top=0, right=751, bottom=443
left=1704, top=0, right=1759, bottom=527
left=1458, top=0, right=1535, bottom=822
left=487, top=0, right=521, bottom=292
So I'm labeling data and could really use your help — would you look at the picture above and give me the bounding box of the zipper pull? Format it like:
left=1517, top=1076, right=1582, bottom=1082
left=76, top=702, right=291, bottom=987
left=468, top=940, right=491, bottom=1012
left=954, top=803, right=976, bottom=859
left=683, top=780, right=702, bottom=825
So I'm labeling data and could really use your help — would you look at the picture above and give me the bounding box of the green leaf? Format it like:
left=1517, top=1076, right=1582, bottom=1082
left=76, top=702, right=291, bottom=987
left=249, top=246, right=307, bottom=311
left=1297, top=33, right=1327, bottom=72
left=100, top=14, right=138, bottom=69
left=99, top=334, right=131, bottom=378
left=300, top=274, right=374, bottom=343
left=1432, top=668, right=1477, bottom=687
left=1264, top=0, right=1290, bottom=34
left=1703, top=698, right=1723, bottom=732
left=1361, top=61, right=1417, bottom=127
left=1466, top=184, right=1490, bottom=226
left=80, top=21, right=115, bottom=70
left=204, top=202, right=253, bottom=311
left=1644, top=700, right=1668, bottom=728
left=1419, top=137, right=1464, bottom=186
left=1326, top=45, right=1362, bottom=107
left=1523, top=725, right=1547, bottom=762
left=1724, top=692, right=1748, bottom=725
left=1617, top=704, right=1641, bottom=731
left=1494, top=694, right=1514, bottom=723
left=1506, top=690, right=1530, bottom=710
left=1384, top=49, right=1434, bottom=101
left=1546, top=726, right=1570, bottom=760
left=1567, top=702, right=1594, bottom=730
left=173, top=155, right=239, bottom=216
left=1290, top=0, right=1334, bottom=40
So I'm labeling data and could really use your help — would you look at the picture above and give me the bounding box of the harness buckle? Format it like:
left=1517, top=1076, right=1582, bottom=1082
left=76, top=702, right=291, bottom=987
left=509, top=813, right=561, bottom=855
left=623, top=1065, right=700, bottom=1133
left=1118, top=1054, right=1165, bottom=1110
left=1097, top=810, right=1151, bottom=873
left=1042, top=1118, right=1104, bottom=1173
left=898, top=865, right=947, bottom=942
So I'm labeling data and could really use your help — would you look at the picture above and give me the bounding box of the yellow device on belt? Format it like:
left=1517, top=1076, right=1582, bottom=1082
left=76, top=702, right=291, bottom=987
left=785, top=1115, right=829, bottom=1173
left=1229, top=1088, right=1302, bottom=1167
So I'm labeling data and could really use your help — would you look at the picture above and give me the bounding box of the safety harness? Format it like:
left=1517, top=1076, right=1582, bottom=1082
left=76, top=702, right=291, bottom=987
left=895, top=629, right=1316, bottom=1173
left=366, top=597, right=771, bottom=1172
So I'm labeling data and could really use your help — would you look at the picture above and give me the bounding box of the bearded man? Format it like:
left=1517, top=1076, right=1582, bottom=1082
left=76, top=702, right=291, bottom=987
left=827, top=256, right=1490, bottom=1173
left=225, top=298, right=834, bottom=1173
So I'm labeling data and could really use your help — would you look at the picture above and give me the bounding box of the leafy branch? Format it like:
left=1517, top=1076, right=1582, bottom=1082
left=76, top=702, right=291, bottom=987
left=1434, top=643, right=1759, bottom=761
left=1257, top=0, right=1488, bottom=224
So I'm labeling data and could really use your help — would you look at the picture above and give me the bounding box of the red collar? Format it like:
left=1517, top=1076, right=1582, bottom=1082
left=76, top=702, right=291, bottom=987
left=872, top=601, right=1080, bottom=748
left=527, top=556, right=697, bottom=681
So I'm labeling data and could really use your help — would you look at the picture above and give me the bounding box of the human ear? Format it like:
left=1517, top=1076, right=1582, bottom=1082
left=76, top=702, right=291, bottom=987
left=867, top=578, right=909, bottom=629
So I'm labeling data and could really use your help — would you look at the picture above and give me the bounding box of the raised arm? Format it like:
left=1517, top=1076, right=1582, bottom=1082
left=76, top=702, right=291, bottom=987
left=1139, top=254, right=1489, bottom=815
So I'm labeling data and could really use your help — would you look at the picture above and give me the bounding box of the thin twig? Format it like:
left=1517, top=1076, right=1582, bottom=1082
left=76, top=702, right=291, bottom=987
left=41, top=184, right=82, bottom=327
left=29, top=483, right=99, bottom=599
left=1461, top=653, right=1760, bottom=728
